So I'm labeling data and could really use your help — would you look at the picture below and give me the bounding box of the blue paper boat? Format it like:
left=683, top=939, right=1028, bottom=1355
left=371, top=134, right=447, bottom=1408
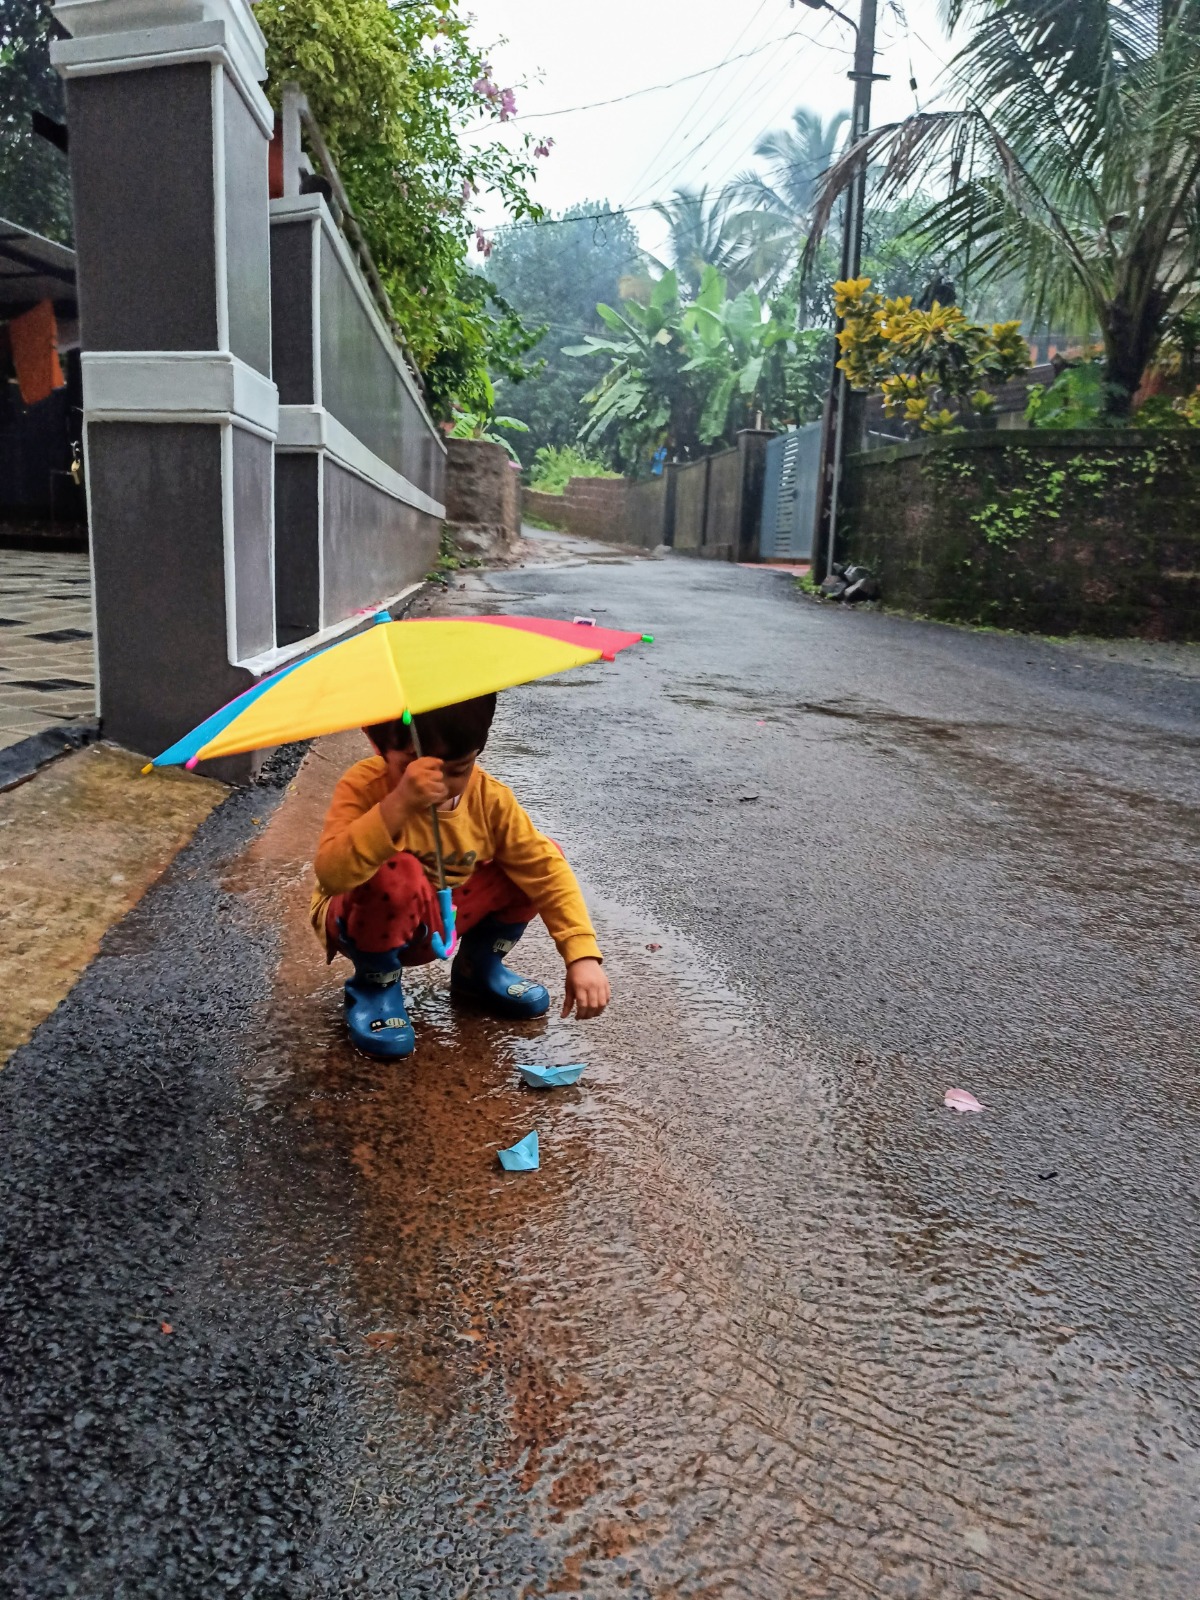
left=518, top=1062, right=587, bottom=1089
left=497, top=1130, right=540, bottom=1171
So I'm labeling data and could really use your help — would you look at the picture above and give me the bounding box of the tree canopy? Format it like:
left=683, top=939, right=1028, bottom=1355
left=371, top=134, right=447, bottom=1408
left=0, top=0, right=71, bottom=243
left=485, top=203, right=643, bottom=464
left=255, top=0, right=547, bottom=416
left=807, top=0, right=1200, bottom=414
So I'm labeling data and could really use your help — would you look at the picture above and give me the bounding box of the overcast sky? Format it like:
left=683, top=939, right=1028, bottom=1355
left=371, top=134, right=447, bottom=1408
left=464, top=0, right=958, bottom=260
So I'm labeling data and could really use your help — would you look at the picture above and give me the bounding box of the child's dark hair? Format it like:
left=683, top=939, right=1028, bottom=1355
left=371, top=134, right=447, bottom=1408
left=366, top=693, right=496, bottom=761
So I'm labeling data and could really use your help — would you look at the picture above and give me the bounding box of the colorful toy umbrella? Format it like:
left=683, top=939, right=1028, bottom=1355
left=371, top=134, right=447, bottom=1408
left=147, top=610, right=650, bottom=956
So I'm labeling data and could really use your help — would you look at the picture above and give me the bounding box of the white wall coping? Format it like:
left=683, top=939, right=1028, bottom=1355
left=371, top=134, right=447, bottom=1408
left=52, top=11, right=272, bottom=135
left=277, top=403, right=444, bottom=519
left=237, top=581, right=425, bottom=678
left=82, top=350, right=279, bottom=435
left=269, top=193, right=444, bottom=446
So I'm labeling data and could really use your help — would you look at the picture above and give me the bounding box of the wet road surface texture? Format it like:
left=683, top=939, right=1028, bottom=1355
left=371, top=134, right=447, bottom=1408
left=2, top=551, right=1198, bottom=1597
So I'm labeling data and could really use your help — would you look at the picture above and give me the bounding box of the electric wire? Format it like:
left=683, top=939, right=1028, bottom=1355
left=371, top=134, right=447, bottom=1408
left=622, top=0, right=776, bottom=206
left=628, top=25, right=811, bottom=207
left=643, top=14, right=836, bottom=209
left=688, top=16, right=840, bottom=190
left=491, top=30, right=817, bottom=121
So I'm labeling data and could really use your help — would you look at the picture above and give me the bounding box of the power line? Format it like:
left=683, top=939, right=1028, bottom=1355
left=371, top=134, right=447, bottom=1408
left=491, top=202, right=670, bottom=234
left=623, top=10, right=849, bottom=210
left=498, top=30, right=818, bottom=120
left=623, top=0, right=775, bottom=206
left=639, top=23, right=822, bottom=204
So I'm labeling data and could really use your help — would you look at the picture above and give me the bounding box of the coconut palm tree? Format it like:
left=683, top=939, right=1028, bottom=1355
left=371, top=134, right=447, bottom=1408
left=650, top=186, right=748, bottom=298
left=732, top=107, right=851, bottom=232
left=719, top=107, right=850, bottom=293
left=806, top=0, right=1200, bottom=415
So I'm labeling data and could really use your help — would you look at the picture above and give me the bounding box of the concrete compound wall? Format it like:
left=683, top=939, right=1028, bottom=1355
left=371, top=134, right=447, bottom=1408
left=51, top=0, right=446, bottom=767
left=524, top=432, right=773, bottom=560
left=270, top=195, right=444, bottom=643
left=841, top=430, right=1200, bottom=639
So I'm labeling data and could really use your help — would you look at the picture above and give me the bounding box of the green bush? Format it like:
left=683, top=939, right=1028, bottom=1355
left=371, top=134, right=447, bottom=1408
left=528, top=445, right=620, bottom=494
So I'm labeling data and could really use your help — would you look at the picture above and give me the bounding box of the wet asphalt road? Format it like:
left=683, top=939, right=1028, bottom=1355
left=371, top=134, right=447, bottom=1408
left=2, top=548, right=1198, bottom=1598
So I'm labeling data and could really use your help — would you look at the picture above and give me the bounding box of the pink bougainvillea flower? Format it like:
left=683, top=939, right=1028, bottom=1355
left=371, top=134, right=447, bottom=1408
left=461, top=178, right=473, bottom=200
left=534, top=138, right=554, bottom=158
left=474, top=228, right=493, bottom=258
left=944, top=1088, right=984, bottom=1113
left=474, top=74, right=499, bottom=102
left=499, top=87, right=517, bottom=121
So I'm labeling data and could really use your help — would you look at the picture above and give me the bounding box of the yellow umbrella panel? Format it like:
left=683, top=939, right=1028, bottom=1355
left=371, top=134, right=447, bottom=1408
left=149, top=614, right=623, bottom=769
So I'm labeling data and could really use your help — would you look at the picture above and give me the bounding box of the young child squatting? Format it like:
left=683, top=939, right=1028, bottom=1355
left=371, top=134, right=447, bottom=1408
left=311, top=692, right=610, bottom=1058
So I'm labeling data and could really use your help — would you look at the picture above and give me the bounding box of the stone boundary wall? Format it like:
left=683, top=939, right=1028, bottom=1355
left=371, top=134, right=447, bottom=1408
left=523, top=476, right=631, bottom=545
left=444, top=438, right=521, bottom=558
left=524, top=487, right=568, bottom=528
left=521, top=431, right=774, bottom=559
left=841, top=430, right=1200, bottom=639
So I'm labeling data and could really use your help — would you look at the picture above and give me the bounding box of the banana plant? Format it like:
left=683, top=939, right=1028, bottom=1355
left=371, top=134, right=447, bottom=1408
left=562, top=271, right=703, bottom=464
left=564, top=266, right=797, bottom=465
left=681, top=266, right=793, bottom=444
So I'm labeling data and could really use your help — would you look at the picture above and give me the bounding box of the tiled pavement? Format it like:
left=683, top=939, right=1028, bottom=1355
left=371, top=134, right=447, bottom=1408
left=0, top=548, right=96, bottom=753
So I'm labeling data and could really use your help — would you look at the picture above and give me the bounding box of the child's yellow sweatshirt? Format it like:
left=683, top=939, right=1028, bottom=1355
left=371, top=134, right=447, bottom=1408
left=310, top=755, right=601, bottom=965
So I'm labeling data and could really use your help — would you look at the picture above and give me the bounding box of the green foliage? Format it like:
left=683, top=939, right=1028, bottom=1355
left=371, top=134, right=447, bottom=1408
left=921, top=436, right=1195, bottom=560
left=444, top=405, right=527, bottom=460
left=564, top=270, right=693, bottom=469
left=0, top=0, right=71, bottom=242
left=1025, top=363, right=1113, bottom=428
left=486, top=203, right=643, bottom=465
left=808, top=0, right=1200, bottom=414
left=835, top=277, right=1030, bottom=433
left=255, top=0, right=545, bottom=415
left=528, top=445, right=619, bottom=494
left=771, top=327, right=832, bottom=425
left=427, top=523, right=483, bottom=584
left=682, top=268, right=793, bottom=441
left=651, top=186, right=754, bottom=298
left=567, top=266, right=815, bottom=470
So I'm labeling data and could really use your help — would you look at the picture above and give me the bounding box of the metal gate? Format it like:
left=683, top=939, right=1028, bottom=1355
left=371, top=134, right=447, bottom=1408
left=759, top=422, right=821, bottom=560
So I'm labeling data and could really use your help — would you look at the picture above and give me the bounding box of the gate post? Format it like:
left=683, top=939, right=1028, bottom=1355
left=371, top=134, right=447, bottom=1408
left=52, top=0, right=278, bottom=769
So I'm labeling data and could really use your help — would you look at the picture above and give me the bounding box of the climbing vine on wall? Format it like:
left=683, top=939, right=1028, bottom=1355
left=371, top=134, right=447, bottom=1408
left=921, top=436, right=1196, bottom=551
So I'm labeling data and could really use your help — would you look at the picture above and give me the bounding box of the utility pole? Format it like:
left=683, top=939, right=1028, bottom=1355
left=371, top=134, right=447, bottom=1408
left=806, top=0, right=884, bottom=582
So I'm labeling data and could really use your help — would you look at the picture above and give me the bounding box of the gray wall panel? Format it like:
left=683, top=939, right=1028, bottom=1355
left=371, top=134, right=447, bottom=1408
left=231, top=427, right=275, bottom=659
left=322, top=459, right=439, bottom=620
left=318, top=232, right=427, bottom=478
left=67, top=65, right=218, bottom=351
left=274, top=452, right=321, bottom=643
left=269, top=220, right=315, bottom=404
left=87, top=421, right=247, bottom=755
left=223, top=81, right=272, bottom=376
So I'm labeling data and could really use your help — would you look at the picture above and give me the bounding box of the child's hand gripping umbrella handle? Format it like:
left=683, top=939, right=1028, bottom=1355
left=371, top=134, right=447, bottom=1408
left=430, top=886, right=457, bottom=960
left=405, top=717, right=457, bottom=960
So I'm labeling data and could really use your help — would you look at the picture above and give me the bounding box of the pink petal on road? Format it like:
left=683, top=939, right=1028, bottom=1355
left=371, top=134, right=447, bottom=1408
left=944, top=1088, right=984, bottom=1113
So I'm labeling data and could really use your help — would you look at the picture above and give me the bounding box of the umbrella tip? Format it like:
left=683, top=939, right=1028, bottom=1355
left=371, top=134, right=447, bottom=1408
left=140, top=762, right=154, bottom=775
left=401, top=708, right=412, bottom=725
left=642, top=633, right=655, bottom=642
left=373, top=609, right=392, bottom=625
left=185, top=755, right=200, bottom=771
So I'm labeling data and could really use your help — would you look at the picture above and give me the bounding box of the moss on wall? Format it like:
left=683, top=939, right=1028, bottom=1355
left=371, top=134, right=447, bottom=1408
left=841, top=431, right=1200, bottom=639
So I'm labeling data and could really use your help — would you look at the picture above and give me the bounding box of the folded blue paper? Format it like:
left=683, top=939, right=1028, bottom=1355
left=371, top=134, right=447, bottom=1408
left=518, top=1062, right=587, bottom=1089
left=498, top=1130, right=540, bottom=1171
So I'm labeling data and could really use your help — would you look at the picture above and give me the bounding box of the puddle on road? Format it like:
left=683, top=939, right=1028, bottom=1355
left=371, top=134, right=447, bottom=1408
left=224, top=738, right=1200, bottom=1598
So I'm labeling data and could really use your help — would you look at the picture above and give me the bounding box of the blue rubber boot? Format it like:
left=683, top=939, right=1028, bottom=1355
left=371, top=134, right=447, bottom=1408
left=450, top=918, right=550, bottom=1020
left=341, top=937, right=416, bottom=1059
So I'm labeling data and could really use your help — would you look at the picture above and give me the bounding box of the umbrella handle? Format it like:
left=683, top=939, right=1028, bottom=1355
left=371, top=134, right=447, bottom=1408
left=430, top=886, right=457, bottom=960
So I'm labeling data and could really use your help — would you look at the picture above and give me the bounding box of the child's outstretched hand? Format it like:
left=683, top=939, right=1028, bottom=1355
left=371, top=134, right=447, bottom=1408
left=563, top=957, right=610, bottom=1020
